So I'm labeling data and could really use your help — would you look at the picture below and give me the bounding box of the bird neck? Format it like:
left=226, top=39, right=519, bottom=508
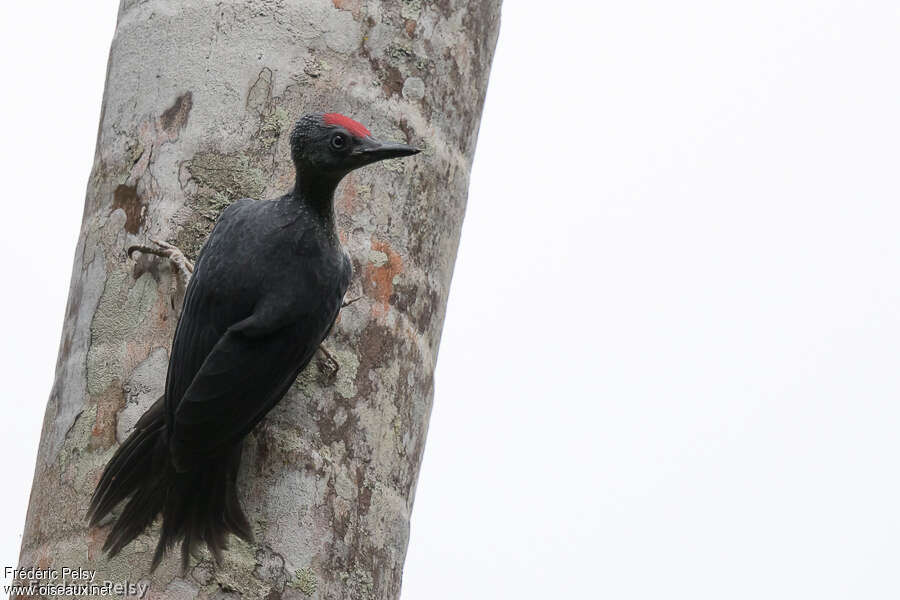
left=292, top=169, right=341, bottom=226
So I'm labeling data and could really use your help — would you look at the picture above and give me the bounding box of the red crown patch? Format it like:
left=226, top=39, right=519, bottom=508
left=323, top=113, right=371, bottom=138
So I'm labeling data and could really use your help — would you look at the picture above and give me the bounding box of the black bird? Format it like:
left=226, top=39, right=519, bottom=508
left=87, top=112, right=419, bottom=571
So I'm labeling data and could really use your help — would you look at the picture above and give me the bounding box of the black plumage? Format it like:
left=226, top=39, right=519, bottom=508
left=87, top=112, right=418, bottom=571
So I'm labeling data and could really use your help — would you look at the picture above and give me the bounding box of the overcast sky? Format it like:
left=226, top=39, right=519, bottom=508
left=3, top=2, right=900, bottom=599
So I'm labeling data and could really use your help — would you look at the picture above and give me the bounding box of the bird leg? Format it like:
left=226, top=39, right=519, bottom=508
left=128, top=238, right=194, bottom=287
left=316, top=345, right=341, bottom=380
left=316, top=296, right=364, bottom=376
left=341, top=296, right=362, bottom=308
left=315, top=296, right=362, bottom=378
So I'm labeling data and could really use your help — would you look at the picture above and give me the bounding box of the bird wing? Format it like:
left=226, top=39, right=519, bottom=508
left=163, top=266, right=223, bottom=428
left=163, top=199, right=256, bottom=429
left=168, top=315, right=326, bottom=470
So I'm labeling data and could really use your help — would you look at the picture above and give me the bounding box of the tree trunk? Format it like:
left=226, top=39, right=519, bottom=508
left=15, top=1, right=500, bottom=598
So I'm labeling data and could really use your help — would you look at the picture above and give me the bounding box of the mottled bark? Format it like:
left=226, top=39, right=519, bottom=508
left=15, top=1, right=499, bottom=598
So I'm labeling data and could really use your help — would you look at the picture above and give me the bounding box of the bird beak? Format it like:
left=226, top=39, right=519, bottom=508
left=352, top=137, right=420, bottom=165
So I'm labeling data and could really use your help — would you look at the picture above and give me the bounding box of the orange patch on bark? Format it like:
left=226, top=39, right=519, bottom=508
left=336, top=176, right=358, bottom=216
left=36, top=545, right=51, bottom=569
left=87, top=527, right=106, bottom=561
left=90, top=383, right=125, bottom=450
left=363, top=239, right=403, bottom=318
left=332, top=0, right=362, bottom=16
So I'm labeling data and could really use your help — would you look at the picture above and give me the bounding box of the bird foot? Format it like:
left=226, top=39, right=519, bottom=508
left=341, top=296, right=362, bottom=309
left=128, top=238, right=195, bottom=286
left=316, top=345, right=340, bottom=380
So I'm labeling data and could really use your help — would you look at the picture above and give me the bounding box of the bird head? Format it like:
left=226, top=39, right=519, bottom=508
left=290, top=113, right=419, bottom=179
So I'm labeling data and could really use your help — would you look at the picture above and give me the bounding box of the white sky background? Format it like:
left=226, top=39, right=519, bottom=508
left=2, top=2, right=900, bottom=598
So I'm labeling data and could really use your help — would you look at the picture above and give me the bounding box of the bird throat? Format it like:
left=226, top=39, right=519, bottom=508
left=292, top=168, right=343, bottom=228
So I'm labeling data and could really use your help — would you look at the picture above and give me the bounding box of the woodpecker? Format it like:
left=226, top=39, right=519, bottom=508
left=87, top=112, right=419, bottom=571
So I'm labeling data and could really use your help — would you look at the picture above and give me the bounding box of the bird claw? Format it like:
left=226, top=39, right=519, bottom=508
left=316, top=345, right=340, bottom=380
left=128, top=238, right=195, bottom=286
left=341, top=296, right=362, bottom=309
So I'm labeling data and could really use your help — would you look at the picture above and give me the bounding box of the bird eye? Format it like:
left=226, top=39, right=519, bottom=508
left=331, top=134, right=347, bottom=150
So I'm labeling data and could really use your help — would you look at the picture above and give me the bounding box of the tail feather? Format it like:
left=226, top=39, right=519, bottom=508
left=87, top=396, right=253, bottom=572
left=89, top=425, right=161, bottom=522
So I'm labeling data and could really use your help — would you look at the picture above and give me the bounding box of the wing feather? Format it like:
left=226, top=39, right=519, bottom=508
left=169, top=321, right=319, bottom=469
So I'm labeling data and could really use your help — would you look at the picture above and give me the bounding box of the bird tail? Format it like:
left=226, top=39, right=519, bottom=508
left=87, top=396, right=253, bottom=572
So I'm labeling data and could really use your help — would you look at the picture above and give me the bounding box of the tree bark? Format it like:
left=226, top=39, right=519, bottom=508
left=15, top=1, right=500, bottom=598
